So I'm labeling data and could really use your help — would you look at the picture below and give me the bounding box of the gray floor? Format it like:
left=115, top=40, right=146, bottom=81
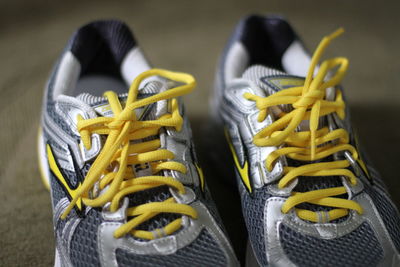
left=1, top=0, right=400, bottom=266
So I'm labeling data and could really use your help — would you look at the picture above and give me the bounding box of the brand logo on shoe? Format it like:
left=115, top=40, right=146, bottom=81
left=46, top=144, right=84, bottom=212
left=261, top=76, right=305, bottom=92
left=224, top=128, right=253, bottom=194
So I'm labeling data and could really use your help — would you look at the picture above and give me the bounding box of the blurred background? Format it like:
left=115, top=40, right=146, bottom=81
left=1, top=0, right=400, bottom=265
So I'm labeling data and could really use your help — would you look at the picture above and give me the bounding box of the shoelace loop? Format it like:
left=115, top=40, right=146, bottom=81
left=244, top=29, right=364, bottom=223
left=61, top=69, right=199, bottom=240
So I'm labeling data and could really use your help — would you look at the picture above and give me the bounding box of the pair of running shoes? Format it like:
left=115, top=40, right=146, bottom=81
left=38, top=15, right=400, bottom=267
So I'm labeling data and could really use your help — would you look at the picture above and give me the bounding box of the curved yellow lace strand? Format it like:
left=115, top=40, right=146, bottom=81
left=244, top=29, right=363, bottom=222
left=61, top=69, right=198, bottom=239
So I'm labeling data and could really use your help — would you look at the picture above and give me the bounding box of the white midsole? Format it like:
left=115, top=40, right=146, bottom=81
left=37, top=127, right=50, bottom=188
left=54, top=248, right=62, bottom=267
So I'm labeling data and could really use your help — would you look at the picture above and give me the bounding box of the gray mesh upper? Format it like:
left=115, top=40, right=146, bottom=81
left=233, top=64, right=398, bottom=266
left=365, top=184, right=400, bottom=253
left=50, top=172, right=67, bottom=207
left=45, top=72, right=230, bottom=266
left=280, top=222, right=384, bottom=267
left=127, top=185, right=179, bottom=233
left=63, top=169, right=79, bottom=188
left=116, top=229, right=227, bottom=267
left=69, top=209, right=102, bottom=267
left=197, top=185, right=226, bottom=231
left=242, top=66, right=349, bottom=219
left=241, top=182, right=270, bottom=267
left=42, top=19, right=235, bottom=267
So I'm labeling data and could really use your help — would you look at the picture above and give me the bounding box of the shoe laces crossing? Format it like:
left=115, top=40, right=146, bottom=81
left=244, top=29, right=363, bottom=223
left=61, top=69, right=198, bottom=239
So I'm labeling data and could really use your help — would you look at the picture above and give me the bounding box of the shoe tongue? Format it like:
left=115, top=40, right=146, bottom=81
left=77, top=77, right=165, bottom=120
left=243, top=65, right=308, bottom=128
left=242, top=65, right=305, bottom=96
left=243, top=65, right=328, bottom=131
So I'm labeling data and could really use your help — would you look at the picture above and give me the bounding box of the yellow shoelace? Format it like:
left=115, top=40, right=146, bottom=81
left=61, top=69, right=198, bottom=239
left=244, top=29, right=363, bottom=223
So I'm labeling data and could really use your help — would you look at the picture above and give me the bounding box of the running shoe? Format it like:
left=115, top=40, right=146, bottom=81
left=213, top=15, right=400, bottom=266
left=38, top=20, right=238, bottom=267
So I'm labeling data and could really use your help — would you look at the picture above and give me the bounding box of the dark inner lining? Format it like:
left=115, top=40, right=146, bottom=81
left=69, top=20, right=137, bottom=80
left=238, top=15, right=296, bottom=70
